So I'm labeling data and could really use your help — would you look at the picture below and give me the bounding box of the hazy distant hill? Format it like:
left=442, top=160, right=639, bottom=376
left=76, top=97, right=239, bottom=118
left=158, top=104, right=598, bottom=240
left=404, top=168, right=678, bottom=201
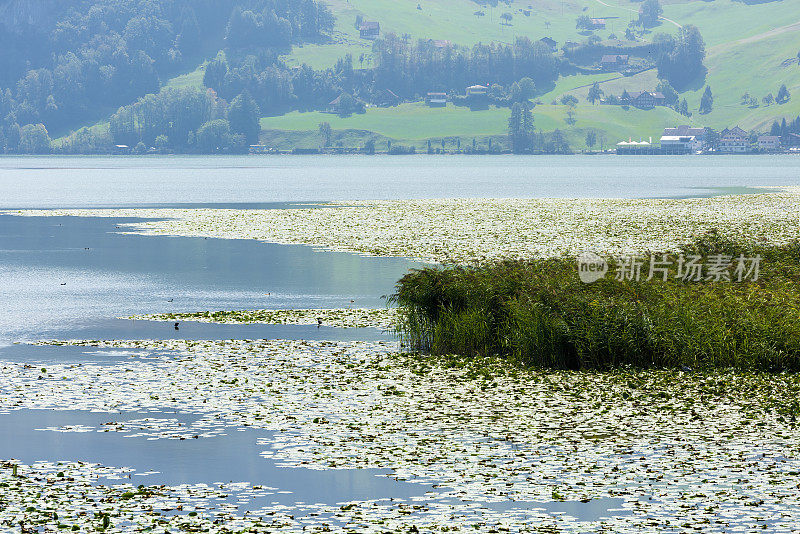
left=1, top=0, right=798, bottom=153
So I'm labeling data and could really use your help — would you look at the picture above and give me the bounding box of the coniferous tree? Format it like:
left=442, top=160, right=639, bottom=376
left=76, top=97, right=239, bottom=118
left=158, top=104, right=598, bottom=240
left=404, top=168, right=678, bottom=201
left=679, top=98, right=689, bottom=116
left=318, top=122, right=332, bottom=147
left=177, top=8, right=202, bottom=52
left=508, top=101, right=535, bottom=153
left=521, top=102, right=535, bottom=151
left=508, top=102, right=523, bottom=152
left=587, top=82, right=603, bottom=104
left=699, top=86, right=713, bottom=114
left=585, top=129, right=596, bottom=149
left=203, top=56, right=229, bottom=92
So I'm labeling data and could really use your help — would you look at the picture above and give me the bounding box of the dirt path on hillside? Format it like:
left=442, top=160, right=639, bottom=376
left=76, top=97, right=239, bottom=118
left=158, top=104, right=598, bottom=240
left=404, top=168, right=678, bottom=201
left=709, top=19, right=800, bottom=57
left=735, top=20, right=800, bottom=45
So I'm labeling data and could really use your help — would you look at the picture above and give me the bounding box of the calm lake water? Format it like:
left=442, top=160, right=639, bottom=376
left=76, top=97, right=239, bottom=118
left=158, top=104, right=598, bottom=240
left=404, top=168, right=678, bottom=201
left=0, top=155, right=796, bottom=523
left=0, top=213, right=419, bottom=346
left=1, top=155, right=799, bottom=207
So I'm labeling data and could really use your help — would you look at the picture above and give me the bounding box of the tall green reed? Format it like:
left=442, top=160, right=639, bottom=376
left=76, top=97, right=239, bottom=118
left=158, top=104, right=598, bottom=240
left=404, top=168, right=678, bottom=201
left=391, top=234, right=800, bottom=371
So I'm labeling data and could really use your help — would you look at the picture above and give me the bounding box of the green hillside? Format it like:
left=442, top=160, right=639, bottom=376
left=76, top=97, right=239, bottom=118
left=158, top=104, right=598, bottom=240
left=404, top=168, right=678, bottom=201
left=280, top=0, right=653, bottom=69
left=681, top=22, right=800, bottom=131
left=46, top=0, right=800, bottom=152
left=265, top=0, right=800, bottom=148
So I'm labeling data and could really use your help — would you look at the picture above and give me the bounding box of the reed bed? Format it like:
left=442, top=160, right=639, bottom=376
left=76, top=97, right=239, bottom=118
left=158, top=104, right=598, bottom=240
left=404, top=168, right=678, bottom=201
left=392, top=234, right=800, bottom=371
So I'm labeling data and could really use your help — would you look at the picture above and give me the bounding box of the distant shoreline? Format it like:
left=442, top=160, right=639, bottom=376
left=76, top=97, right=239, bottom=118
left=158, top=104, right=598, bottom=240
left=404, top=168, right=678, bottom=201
left=2, top=151, right=799, bottom=157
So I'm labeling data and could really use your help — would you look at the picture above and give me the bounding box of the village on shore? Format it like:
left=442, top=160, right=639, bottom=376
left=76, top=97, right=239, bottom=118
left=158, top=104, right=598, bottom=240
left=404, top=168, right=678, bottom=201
left=615, top=125, right=800, bottom=155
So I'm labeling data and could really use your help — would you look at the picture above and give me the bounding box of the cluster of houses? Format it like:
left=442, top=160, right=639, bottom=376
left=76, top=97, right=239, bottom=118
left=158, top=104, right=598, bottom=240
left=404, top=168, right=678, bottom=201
left=617, top=125, right=800, bottom=154
left=425, top=85, right=489, bottom=107
left=589, top=18, right=607, bottom=29
left=599, top=87, right=667, bottom=108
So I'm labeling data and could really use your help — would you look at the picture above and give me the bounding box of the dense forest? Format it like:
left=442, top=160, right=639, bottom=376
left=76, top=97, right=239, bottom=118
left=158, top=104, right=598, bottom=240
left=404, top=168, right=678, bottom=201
left=0, top=0, right=333, bottom=153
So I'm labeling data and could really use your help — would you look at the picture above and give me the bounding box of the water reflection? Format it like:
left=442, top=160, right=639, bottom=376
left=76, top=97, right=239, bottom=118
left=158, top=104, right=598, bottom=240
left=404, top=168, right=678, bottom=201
left=0, top=213, right=421, bottom=346
left=0, top=409, right=427, bottom=508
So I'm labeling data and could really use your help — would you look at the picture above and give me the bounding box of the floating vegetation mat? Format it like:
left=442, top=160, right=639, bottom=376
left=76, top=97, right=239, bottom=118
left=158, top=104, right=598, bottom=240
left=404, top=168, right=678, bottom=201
left=5, top=189, right=800, bottom=263
left=126, top=308, right=398, bottom=329
left=4, top=339, right=800, bottom=531
left=0, top=460, right=311, bottom=532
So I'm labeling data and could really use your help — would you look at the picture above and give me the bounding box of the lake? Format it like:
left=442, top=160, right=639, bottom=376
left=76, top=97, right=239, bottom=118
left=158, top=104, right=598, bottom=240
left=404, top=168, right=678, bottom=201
left=2, top=155, right=800, bottom=207
left=1, top=155, right=797, bottom=529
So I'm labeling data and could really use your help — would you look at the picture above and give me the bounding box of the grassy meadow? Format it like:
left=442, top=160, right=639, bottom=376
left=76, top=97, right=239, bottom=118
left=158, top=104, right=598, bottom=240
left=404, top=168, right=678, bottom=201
left=163, top=64, right=207, bottom=90
left=279, top=0, right=647, bottom=73
left=663, top=0, right=800, bottom=47
left=260, top=100, right=684, bottom=150
left=681, top=25, right=800, bottom=131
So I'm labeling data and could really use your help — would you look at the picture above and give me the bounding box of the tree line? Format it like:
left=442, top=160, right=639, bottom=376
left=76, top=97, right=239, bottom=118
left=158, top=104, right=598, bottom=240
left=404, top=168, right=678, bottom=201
left=370, top=35, right=559, bottom=99
left=770, top=115, right=800, bottom=143
left=198, top=34, right=562, bottom=118
left=56, top=32, right=566, bottom=153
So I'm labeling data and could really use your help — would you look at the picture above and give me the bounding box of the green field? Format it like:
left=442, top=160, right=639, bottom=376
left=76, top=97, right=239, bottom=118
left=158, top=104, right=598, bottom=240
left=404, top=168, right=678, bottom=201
left=323, top=0, right=638, bottom=46
left=260, top=100, right=684, bottom=149
left=163, top=64, right=207, bottom=90
left=663, top=0, right=800, bottom=47
left=280, top=42, right=375, bottom=70
left=681, top=23, right=800, bottom=131
left=262, top=103, right=509, bottom=138
left=281, top=0, right=649, bottom=69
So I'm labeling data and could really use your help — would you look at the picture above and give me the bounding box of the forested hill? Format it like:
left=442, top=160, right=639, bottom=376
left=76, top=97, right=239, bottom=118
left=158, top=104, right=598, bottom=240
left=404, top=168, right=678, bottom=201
left=0, top=0, right=333, bottom=151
